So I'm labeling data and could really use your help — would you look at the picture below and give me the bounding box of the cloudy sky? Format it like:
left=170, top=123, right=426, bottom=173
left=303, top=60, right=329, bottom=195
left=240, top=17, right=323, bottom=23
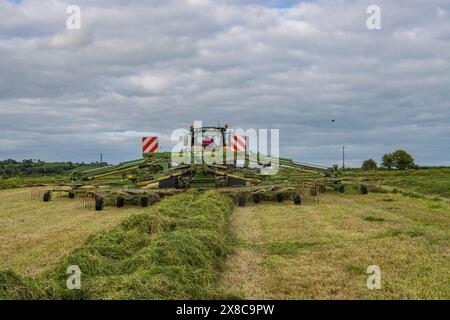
left=1, top=0, right=449, bottom=167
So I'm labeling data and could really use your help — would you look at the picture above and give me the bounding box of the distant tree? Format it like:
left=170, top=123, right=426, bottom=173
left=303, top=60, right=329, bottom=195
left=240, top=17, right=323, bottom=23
left=382, top=150, right=415, bottom=170
left=4, top=164, right=19, bottom=177
left=362, top=159, right=377, bottom=170
left=0, top=159, right=99, bottom=177
left=381, top=153, right=394, bottom=169
left=391, top=149, right=415, bottom=170
left=21, top=159, right=34, bottom=168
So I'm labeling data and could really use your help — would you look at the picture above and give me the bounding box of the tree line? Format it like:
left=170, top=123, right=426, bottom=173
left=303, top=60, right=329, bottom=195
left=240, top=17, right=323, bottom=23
left=362, top=149, right=416, bottom=170
left=0, top=159, right=106, bottom=178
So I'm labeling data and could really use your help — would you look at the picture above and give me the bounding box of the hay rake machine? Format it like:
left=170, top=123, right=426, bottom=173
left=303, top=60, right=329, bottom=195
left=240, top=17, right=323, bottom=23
left=40, top=123, right=362, bottom=210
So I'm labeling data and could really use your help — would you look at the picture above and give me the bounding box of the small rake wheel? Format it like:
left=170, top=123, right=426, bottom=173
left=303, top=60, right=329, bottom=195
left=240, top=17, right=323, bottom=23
left=276, top=193, right=284, bottom=203
left=294, top=194, right=302, bottom=205
left=43, top=191, right=52, bottom=202
left=141, top=196, right=149, bottom=207
left=116, top=197, right=125, bottom=208
left=95, top=198, right=104, bottom=211
left=238, top=195, right=246, bottom=207
left=360, top=185, right=368, bottom=195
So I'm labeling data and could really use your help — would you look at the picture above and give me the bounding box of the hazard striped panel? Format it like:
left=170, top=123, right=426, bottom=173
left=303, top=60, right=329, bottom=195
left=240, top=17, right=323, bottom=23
left=142, top=136, right=158, bottom=155
left=230, top=135, right=247, bottom=152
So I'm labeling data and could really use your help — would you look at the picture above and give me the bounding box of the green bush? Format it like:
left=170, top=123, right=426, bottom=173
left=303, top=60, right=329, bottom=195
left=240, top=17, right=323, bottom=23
left=361, top=159, right=377, bottom=170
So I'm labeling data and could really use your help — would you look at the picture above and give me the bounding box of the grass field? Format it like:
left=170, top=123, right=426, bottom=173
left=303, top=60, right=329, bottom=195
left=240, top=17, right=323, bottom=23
left=0, top=188, right=141, bottom=275
left=220, top=193, right=450, bottom=299
left=345, top=168, right=450, bottom=200
left=0, top=190, right=234, bottom=299
left=0, top=168, right=449, bottom=299
left=0, top=176, right=67, bottom=190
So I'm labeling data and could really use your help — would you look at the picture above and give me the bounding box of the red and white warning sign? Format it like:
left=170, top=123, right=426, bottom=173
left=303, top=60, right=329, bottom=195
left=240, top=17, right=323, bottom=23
left=142, top=136, right=158, bottom=154
left=230, top=135, right=247, bottom=152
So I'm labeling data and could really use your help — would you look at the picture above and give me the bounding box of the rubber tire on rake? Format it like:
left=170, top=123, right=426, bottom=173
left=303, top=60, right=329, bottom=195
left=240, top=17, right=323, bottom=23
left=294, top=194, right=301, bottom=205
left=95, top=198, right=104, bottom=211
left=253, top=194, right=261, bottom=204
left=238, top=195, right=246, bottom=207
left=360, top=185, right=368, bottom=195
left=276, top=193, right=284, bottom=203
left=141, top=196, right=149, bottom=207
left=116, top=197, right=125, bottom=208
left=43, top=192, right=52, bottom=202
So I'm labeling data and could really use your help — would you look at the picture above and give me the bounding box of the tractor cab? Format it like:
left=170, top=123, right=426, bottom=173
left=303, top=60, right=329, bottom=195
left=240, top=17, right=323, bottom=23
left=187, top=125, right=228, bottom=152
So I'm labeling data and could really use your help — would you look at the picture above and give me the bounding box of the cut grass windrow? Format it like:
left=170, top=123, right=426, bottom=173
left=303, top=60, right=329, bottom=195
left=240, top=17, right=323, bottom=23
left=0, top=190, right=234, bottom=300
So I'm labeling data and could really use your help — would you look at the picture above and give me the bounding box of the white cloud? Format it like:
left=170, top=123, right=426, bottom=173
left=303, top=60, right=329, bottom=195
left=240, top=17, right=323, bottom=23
left=48, top=29, right=93, bottom=48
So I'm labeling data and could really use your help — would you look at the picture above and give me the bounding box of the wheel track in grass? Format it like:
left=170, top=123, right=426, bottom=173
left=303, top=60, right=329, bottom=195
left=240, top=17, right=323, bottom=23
left=219, top=206, right=269, bottom=299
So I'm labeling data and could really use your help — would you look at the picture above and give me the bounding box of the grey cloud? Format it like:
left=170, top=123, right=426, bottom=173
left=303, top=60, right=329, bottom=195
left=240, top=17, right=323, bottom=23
left=0, top=0, right=449, bottom=166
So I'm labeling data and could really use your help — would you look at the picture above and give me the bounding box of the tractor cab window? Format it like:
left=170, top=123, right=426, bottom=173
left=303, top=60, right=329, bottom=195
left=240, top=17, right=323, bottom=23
left=192, top=129, right=224, bottom=149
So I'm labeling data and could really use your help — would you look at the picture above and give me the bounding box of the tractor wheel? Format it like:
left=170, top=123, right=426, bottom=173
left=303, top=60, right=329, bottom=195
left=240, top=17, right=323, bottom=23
left=95, top=198, right=104, bottom=211
left=159, top=177, right=179, bottom=189
left=238, top=195, right=246, bottom=207
left=276, top=193, right=284, bottom=203
left=253, top=194, right=261, bottom=204
left=228, top=177, right=246, bottom=187
left=360, top=185, right=368, bottom=195
left=141, top=196, right=149, bottom=207
left=294, top=194, right=302, bottom=205
left=43, top=191, right=52, bottom=202
left=68, top=192, right=75, bottom=199
left=116, top=197, right=125, bottom=208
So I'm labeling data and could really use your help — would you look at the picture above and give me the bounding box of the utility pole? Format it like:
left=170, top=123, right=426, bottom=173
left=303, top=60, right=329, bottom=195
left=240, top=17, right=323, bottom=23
left=100, top=153, right=103, bottom=166
left=342, top=146, right=345, bottom=169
